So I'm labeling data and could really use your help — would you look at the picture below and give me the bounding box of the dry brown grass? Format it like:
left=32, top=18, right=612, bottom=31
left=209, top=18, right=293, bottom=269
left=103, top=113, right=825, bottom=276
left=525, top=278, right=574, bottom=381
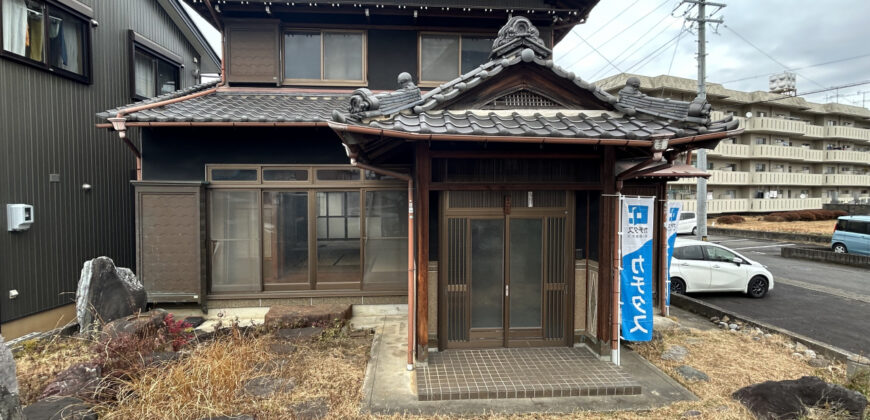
left=17, top=323, right=867, bottom=419
left=90, top=328, right=371, bottom=419
left=14, top=335, right=93, bottom=405
left=708, top=216, right=836, bottom=236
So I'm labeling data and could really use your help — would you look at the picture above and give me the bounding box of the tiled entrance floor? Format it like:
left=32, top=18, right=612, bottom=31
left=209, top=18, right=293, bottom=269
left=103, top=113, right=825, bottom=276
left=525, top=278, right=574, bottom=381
left=416, top=347, right=642, bottom=401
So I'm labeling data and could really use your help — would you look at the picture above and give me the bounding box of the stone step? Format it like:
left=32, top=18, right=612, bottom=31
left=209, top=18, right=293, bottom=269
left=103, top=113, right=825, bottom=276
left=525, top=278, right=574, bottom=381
left=352, top=304, right=407, bottom=317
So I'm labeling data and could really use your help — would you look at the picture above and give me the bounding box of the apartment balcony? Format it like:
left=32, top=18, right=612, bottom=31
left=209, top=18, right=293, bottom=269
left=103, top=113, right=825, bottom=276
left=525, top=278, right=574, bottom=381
left=805, top=149, right=825, bottom=162
left=670, top=170, right=749, bottom=185
left=824, top=125, right=870, bottom=141
left=708, top=142, right=750, bottom=158
left=824, top=149, right=870, bottom=165
left=804, top=124, right=826, bottom=138
left=750, top=171, right=824, bottom=186
left=750, top=198, right=824, bottom=212
left=744, top=117, right=807, bottom=136
left=751, top=144, right=820, bottom=161
left=675, top=199, right=750, bottom=214
left=824, top=174, right=870, bottom=186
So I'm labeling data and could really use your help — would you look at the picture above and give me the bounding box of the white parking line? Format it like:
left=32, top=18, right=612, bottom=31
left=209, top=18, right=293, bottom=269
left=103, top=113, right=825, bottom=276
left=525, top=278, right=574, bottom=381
left=712, top=239, right=750, bottom=244
left=733, top=243, right=795, bottom=250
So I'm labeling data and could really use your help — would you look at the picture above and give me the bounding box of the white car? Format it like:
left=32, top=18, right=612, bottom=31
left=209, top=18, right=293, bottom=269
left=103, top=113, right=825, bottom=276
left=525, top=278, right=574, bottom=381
left=677, top=211, right=698, bottom=235
left=669, top=239, right=774, bottom=298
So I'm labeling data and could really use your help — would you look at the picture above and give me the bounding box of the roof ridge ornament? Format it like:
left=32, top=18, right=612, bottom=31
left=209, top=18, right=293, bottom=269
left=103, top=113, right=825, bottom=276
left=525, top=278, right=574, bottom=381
left=615, top=76, right=712, bottom=125
left=339, top=72, right=423, bottom=122
left=490, top=16, right=552, bottom=60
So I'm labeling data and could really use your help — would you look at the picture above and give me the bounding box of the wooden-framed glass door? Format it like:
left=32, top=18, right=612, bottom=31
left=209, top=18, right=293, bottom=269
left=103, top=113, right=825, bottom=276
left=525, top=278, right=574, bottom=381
left=441, top=191, right=572, bottom=349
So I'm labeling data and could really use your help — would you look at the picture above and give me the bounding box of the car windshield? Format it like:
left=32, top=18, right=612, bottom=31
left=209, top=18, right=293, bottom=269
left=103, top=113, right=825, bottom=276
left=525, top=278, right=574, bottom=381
left=705, top=245, right=737, bottom=262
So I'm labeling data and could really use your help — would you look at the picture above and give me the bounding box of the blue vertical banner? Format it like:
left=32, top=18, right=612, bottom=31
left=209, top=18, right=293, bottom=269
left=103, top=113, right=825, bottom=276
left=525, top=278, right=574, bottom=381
left=664, top=202, right=682, bottom=307
left=620, top=197, right=655, bottom=342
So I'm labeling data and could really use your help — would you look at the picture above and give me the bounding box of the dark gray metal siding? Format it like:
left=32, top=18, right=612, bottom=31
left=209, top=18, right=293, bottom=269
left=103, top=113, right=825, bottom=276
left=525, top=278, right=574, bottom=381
left=0, top=0, right=204, bottom=323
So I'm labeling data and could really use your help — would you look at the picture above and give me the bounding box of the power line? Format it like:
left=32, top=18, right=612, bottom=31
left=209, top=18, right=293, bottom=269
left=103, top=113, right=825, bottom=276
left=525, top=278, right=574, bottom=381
left=722, top=24, right=827, bottom=91
left=598, top=28, right=689, bottom=88
left=556, top=0, right=673, bottom=68
left=555, top=0, right=642, bottom=61
left=716, top=52, right=870, bottom=84
left=586, top=12, right=679, bottom=81
left=661, top=21, right=688, bottom=96
left=570, top=31, right=624, bottom=75
left=747, top=79, right=870, bottom=105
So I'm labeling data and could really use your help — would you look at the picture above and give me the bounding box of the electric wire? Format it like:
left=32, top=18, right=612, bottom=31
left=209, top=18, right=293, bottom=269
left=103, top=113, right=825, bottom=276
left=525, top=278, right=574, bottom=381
left=571, top=31, right=625, bottom=74
left=723, top=24, right=827, bottom=91
left=556, top=0, right=673, bottom=69
left=716, top=52, right=870, bottom=84
left=586, top=12, right=679, bottom=81
left=555, top=0, right=642, bottom=62
left=661, top=20, right=688, bottom=96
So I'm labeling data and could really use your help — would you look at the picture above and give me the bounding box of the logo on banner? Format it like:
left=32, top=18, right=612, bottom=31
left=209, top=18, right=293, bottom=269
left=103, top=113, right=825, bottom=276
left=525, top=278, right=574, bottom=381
left=620, top=197, right=655, bottom=342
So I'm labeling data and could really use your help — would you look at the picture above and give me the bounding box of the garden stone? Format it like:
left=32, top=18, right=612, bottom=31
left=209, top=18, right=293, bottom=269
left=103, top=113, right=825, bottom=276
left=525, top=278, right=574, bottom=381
left=0, top=385, right=24, bottom=420
left=795, top=342, right=808, bottom=353
left=241, top=376, right=295, bottom=398
left=661, top=345, right=688, bottom=362
left=291, top=398, right=329, bottom=420
left=653, top=316, right=679, bottom=331
left=264, top=304, right=351, bottom=329
left=183, top=316, right=206, bottom=328
left=276, top=327, right=324, bottom=341
left=733, top=376, right=867, bottom=420
left=792, top=352, right=803, bottom=358
left=721, top=315, right=730, bottom=323
left=676, top=365, right=709, bottom=382
left=268, top=342, right=297, bottom=355
left=803, top=349, right=817, bottom=359
left=846, top=355, right=870, bottom=380
left=22, top=396, right=96, bottom=420
left=682, top=409, right=702, bottom=417
left=76, top=257, right=147, bottom=333
left=764, top=334, right=772, bottom=339
left=718, top=322, right=728, bottom=329
left=101, top=308, right=168, bottom=341
left=729, top=323, right=739, bottom=330
left=808, top=358, right=831, bottom=368
left=0, top=335, right=18, bottom=394
left=39, top=363, right=101, bottom=399
left=752, top=336, right=761, bottom=341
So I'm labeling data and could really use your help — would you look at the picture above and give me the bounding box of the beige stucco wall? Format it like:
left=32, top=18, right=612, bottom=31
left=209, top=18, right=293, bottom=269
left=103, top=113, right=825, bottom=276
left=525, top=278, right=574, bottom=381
left=0, top=304, right=76, bottom=340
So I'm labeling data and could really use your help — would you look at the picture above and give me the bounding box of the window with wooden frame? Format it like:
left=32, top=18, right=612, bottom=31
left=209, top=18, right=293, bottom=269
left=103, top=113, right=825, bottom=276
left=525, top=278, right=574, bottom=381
left=418, top=33, right=493, bottom=84
left=129, top=31, right=182, bottom=100
left=282, top=29, right=366, bottom=85
left=206, top=164, right=409, bottom=294
left=1, top=0, right=91, bottom=83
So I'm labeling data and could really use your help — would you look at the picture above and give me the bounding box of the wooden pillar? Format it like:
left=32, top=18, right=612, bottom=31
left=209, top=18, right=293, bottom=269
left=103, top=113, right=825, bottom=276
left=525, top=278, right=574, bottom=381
left=415, top=142, right=430, bottom=361
left=597, top=147, right=615, bottom=346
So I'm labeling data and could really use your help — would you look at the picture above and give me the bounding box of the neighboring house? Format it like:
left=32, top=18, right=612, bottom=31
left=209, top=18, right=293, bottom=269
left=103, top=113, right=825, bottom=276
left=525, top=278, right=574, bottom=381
left=597, top=73, right=870, bottom=214
left=0, top=0, right=219, bottom=339
left=96, top=2, right=739, bottom=366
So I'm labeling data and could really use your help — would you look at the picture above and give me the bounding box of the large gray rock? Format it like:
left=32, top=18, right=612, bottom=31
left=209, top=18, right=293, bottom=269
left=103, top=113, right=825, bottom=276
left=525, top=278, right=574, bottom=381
left=676, top=365, right=709, bottom=382
left=0, top=335, right=18, bottom=394
left=733, top=376, right=867, bottom=420
left=40, top=363, right=101, bottom=400
left=0, top=385, right=24, bottom=420
left=100, top=308, right=168, bottom=341
left=22, top=397, right=95, bottom=420
left=661, top=345, right=689, bottom=362
left=76, top=257, right=147, bottom=333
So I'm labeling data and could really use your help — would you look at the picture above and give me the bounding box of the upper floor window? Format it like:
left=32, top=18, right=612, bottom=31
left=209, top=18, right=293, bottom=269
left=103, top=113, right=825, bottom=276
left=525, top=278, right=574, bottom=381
left=129, top=31, right=181, bottom=100
left=283, top=30, right=365, bottom=83
left=419, top=33, right=493, bottom=83
left=1, top=0, right=90, bottom=82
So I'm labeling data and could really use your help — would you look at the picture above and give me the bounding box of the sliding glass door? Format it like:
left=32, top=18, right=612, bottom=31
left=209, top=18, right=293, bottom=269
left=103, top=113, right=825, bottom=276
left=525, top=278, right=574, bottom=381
left=210, top=190, right=261, bottom=292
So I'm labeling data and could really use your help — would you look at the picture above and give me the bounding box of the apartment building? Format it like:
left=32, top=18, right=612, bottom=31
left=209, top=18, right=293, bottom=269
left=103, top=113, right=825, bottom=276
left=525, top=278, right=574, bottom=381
left=597, top=74, right=870, bottom=214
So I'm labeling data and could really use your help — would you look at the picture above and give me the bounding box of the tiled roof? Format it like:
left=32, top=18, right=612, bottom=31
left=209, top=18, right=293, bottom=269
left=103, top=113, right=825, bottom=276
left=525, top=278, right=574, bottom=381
left=367, top=110, right=739, bottom=139
left=97, top=85, right=349, bottom=123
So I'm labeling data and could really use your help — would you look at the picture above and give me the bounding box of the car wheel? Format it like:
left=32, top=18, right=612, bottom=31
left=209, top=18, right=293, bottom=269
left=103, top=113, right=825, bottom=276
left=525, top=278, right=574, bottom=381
left=670, top=278, right=686, bottom=295
left=691, top=227, right=698, bottom=236
left=832, top=243, right=847, bottom=254
left=747, top=276, right=768, bottom=298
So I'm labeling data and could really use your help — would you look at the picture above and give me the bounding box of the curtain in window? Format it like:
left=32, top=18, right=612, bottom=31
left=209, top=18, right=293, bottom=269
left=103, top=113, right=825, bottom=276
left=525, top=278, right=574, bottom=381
left=27, top=5, right=44, bottom=61
left=421, top=35, right=459, bottom=82
left=48, top=9, right=83, bottom=74
left=323, top=32, right=362, bottom=81
left=134, top=52, right=155, bottom=97
left=2, top=0, right=27, bottom=55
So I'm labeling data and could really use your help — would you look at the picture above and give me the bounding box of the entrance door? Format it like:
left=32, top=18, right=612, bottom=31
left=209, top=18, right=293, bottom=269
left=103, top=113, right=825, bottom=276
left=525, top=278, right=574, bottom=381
left=441, top=191, right=571, bottom=349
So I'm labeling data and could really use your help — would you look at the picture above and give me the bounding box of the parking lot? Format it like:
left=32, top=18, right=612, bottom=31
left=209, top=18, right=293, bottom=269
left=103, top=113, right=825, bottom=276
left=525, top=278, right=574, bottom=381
left=679, top=234, right=870, bottom=355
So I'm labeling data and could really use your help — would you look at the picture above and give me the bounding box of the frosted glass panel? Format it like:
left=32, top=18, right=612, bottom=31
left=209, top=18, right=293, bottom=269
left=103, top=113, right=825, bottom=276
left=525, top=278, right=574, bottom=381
left=509, top=218, right=542, bottom=328
left=323, top=32, right=363, bottom=80
left=470, top=219, right=504, bottom=328
left=284, top=32, right=321, bottom=79
left=262, top=192, right=308, bottom=286
left=421, top=34, right=459, bottom=82
left=364, top=191, right=408, bottom=289
left=210, top=190, right=260, bottom=292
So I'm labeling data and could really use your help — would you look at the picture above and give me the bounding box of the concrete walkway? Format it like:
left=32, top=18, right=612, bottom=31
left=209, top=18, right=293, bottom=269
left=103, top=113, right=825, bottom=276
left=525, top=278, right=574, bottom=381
left=359, top=315, right=697, bottom=416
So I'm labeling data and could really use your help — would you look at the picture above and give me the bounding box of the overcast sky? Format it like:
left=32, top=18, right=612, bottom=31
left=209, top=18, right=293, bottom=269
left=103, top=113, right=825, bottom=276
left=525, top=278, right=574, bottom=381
left=553, top=0, right=870, bottom=108
left=183, top=1, right=870, bottom=108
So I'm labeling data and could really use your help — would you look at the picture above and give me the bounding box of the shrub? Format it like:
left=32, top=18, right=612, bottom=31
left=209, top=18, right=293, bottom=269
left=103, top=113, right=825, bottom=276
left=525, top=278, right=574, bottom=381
left=795, top=211, right=817, bottom=221
left=832, top=210, right=848, bottom=217
left=781, top=212, right=801, bottom=222
left=763, top=215, right=786, bottom=222
left=717, top=215, right=745, bottom=224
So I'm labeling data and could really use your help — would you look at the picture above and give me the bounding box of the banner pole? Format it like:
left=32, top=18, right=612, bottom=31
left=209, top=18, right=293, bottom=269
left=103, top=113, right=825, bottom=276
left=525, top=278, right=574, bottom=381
left=613, top=195, right=623, bottom=366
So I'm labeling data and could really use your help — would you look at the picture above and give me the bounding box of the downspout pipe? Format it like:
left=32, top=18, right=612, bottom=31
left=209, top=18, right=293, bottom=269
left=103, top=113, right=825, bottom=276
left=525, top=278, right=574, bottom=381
left=343, top=146, right=416, bottom=371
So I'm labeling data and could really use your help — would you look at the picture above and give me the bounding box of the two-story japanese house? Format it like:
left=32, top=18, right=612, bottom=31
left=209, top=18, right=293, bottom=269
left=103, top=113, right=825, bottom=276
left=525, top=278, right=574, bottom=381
left=96, top=0, right=740, bottom=365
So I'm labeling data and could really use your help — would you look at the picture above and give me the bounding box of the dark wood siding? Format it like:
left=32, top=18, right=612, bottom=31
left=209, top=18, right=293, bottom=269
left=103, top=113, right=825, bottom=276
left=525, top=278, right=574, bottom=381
left=140, top=127, right=351, bottom=181
left=0, top=0, right=204, bottom=324
left=226, top=20, right=280, bottom=84
left=368, top=29, right=418, bottom=90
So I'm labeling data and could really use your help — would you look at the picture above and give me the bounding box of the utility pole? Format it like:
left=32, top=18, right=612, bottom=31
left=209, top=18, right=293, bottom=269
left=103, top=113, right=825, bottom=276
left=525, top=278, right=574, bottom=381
left=684, top=0, right=724, bottom=241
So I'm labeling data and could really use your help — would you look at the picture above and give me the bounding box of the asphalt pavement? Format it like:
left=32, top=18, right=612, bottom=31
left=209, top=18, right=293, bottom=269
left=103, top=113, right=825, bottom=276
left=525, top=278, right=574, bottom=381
left=678, top=233, right=870, bottom=355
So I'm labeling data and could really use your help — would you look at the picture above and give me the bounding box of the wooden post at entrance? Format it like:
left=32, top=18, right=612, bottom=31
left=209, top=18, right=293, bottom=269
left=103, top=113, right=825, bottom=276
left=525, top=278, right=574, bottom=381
left=415, top=142, right=430, bottom=361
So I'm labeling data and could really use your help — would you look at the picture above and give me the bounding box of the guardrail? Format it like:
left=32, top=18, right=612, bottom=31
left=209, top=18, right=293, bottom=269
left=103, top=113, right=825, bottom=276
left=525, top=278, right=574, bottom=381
left=749, top=198, right=824, bottom=212
left=750, top=172, right=824, bottom=185
left=824, top=150, right=870, bottom=164
left=825, top=174, right=870, bottom=186
left=708, top=142, right=750, bottom=158
left=744, top=117, right=807, bottom=135
left=751, top=144, right=815, bottom=161
left=825, top=125, right=870, bottom=141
